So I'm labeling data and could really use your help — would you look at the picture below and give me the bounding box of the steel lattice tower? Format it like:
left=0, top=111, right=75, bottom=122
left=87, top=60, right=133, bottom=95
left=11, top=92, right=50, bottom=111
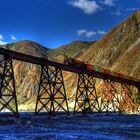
left=99, top=80, right=121, bottom=113
left=0, top=55, right=19, bottom=117
left=35, top=65, right=69, bottom=115
left=74, top=73, right=99, bottom=113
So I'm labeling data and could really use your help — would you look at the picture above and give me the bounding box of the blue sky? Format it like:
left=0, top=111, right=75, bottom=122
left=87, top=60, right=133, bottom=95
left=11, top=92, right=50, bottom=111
left=0, top=0, right=139, bottom=48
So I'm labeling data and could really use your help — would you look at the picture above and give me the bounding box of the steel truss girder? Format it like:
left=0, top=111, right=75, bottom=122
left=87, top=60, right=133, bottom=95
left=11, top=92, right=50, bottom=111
left=0, top=55, right=19, bottom=117
left=35, top=65, right=69, bottom=115
left=74, top=73, right=99, bottom=113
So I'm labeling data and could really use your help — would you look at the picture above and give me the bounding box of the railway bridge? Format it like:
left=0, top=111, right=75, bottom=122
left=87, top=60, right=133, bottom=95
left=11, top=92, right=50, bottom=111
left=0, top=48, right=140, bottom=117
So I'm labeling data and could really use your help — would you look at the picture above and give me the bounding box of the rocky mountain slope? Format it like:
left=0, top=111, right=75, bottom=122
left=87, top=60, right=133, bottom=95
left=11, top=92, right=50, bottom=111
left=1, top=40, right=49, bottom=58
left=49, top=40, right=95, bottom=63
left=79, top=11, right=140, bottom=78
left=52, top=40, right=95, bottom=57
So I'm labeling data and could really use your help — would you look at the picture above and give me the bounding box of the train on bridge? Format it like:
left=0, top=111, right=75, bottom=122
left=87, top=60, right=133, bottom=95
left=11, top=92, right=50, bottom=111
left=63, top=56, right=140, bottom=83
left=0, top=48, right=140, bottom=117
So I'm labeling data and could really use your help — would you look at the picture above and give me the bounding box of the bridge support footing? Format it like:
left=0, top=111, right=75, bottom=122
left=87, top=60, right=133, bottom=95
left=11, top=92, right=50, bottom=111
left=0, top=55, right=19, bottom=117
left=35, top=65, right=69, bottom=115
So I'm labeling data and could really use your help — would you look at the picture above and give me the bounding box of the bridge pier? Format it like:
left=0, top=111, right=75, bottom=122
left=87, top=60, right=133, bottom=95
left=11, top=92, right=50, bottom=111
left=119, top=83, right=139, bottom=113
left=99, top=80, right=120, bottom=113
left=35, top=65, right=69, bottom=115
left=0, top=55, right=19, bottom=117
left=74, top=73, right=99, bottom=114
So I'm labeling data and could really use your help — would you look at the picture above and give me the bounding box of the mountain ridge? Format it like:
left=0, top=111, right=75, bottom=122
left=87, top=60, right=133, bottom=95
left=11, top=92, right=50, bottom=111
left=79, top=10, right=140, bottom=78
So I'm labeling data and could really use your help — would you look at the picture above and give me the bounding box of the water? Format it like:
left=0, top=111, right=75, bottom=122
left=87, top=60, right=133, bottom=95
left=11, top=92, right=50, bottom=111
left=0, top=113, right=140, bottom=140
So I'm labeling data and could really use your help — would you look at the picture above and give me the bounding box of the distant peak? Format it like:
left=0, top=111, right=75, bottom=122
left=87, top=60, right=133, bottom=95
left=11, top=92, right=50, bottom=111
left=71, top=40, right=95, bottom=44
left=13, top=40, right=40, bottom=44
left=9, top=40, right=48, bottom=48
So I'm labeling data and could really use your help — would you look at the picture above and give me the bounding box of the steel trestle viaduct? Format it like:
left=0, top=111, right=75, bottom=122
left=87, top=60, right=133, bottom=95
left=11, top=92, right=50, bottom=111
left=0, top=48, right=140, bottom=117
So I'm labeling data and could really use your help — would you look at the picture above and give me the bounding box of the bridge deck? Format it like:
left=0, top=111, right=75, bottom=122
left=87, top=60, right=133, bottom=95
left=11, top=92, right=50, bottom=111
left=0, top=48, right=139, bottom=87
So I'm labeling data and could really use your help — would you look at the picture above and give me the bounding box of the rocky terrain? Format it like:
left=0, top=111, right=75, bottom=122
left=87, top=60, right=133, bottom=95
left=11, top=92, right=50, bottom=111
left=0, top=11, right=140, bottom=111
left=79, top=11, right=140, bottom=78
left=52, top=40, right=95, bottom=58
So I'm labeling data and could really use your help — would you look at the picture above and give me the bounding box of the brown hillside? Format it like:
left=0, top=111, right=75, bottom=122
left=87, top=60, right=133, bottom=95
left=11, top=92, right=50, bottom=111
left=79, top=11, right=140, bottom=78
left=51, top=40, right=95, bottom=62
left=53, top=40, right=95, bottom=57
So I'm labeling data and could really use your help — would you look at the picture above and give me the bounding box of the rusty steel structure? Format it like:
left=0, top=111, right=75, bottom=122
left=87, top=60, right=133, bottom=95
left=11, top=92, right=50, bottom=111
left=74, top=77, right=140, bottom=114
left=0, top=48, right=139, bottom=117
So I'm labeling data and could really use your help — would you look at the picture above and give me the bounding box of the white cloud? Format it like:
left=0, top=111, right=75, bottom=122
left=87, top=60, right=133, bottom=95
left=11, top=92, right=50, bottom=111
left=68, top=0, right=101, bottom=14
left=111, top=9, right=122, bottom=16
left=125, top=8, right=138, bottom=12
left=111, top=8, right=137, bottom=16
left=0, top=34, right=4, bottom=40
left=0, top=40, right=7, bottom=45
left=114, top=9, right=122, bottom=16
left=0, top=34, right=7, bottom=45
left=77, top=29, right=107, bottom=37
left=103, top=0, right=115, bottom=6
left=77, top=29, right=96, bottom=37
left=98, top=30, right=107, bottom=35
left=0, top=34, right=17, bottom=45
left=86, top=31, right=97, bottom=37
left=10, top=35, right=17, bottom=40
left=77, top=29, right=87, bottom=36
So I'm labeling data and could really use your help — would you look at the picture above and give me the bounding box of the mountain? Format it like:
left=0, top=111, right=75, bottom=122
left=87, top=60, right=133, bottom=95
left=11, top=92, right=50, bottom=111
left=52, top=40, right=95, bottom=57
left=79, top=11, right=140, bottom=78
left=0, top=40, right=94, bottom=111
left=49, top=40, right=95, bottom=63
left=1, top=40, right=52, bottom=58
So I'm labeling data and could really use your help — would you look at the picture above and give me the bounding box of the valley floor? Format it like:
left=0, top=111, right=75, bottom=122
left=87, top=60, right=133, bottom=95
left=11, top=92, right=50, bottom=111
left=0, top=113, right=140, bottom=140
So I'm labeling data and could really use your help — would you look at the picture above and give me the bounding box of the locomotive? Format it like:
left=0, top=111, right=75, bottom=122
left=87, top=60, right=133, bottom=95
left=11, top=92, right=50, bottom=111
left=63, top=56, right=86, bottom=68
left=63, top=56, right=116, bottom=74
